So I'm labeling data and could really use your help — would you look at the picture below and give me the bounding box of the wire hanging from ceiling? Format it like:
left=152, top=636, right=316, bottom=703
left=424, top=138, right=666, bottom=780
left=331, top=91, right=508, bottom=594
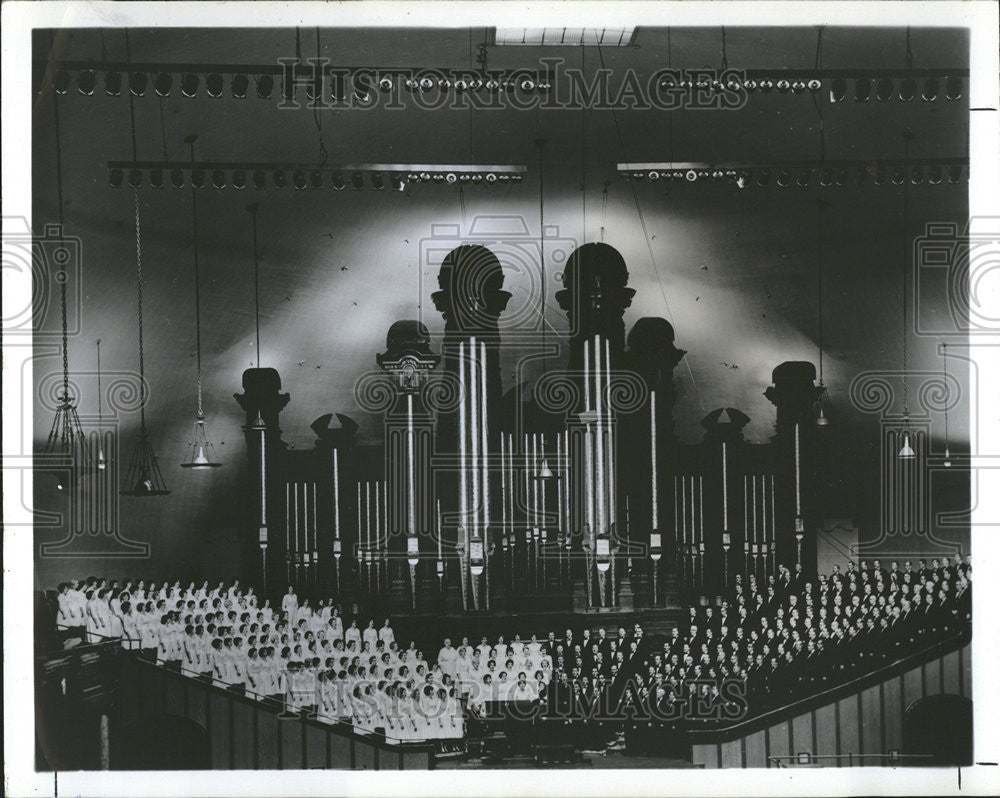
left=44, top=29, right=89, bottom=493
left=121, top=30, right=170, bottom=496
left=580, top=44, right=587, bottom=244
left=181, top=134, right=222, bottom=469
left=96, top=339, right=106, bottom=470
left=312, top=27, right=328, bottom=166
left=815, top=199, right=831, bottom=426
left=536, top=138, right=548, bottom=371
left=247, top=202, right=263, bottom=369
left=898, top=130, right=916, bottom=460
left=942, top=342, right=952, bottom=466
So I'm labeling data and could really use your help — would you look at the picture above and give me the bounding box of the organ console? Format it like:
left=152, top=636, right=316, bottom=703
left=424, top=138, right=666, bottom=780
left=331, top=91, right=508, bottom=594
left=237, top=243, right=828, bottom=613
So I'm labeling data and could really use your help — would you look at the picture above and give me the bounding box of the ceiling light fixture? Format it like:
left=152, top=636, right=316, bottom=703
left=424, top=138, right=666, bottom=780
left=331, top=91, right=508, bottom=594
left=898, top=130, right=915, bottom=461
left=231, top=73, right=248, bottom=98
left=181, top=73, right=199, bottom=97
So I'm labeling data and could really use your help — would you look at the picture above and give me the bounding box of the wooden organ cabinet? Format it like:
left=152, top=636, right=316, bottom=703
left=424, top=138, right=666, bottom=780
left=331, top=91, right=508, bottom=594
left=237, top=244, right=828, bottom=613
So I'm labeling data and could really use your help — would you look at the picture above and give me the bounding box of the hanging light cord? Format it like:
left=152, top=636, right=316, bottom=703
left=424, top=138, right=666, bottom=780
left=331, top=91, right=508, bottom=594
left=51, top=44, right=69, bottom=406
left=96, top=339, right=103, bottom=424
left=580, top=45, right=587, bottom=244
left=812, top=27, right=826, bottom=163
left=942, top=343, right=949, bottom=445
left=124, top=30, right=138, bottom=162
left=901, top=132, right=911, bottom=420
left=133, top=189, right=147, bottom=433
left=537, top=139, right=546, bottom=370
left=188, top=138, right=204, bottom=418
left=313, top=27, right=328, bottom=165
left=666, top=28, right=674, bottom=163
left=817, top=199, right=825, bottom=385
left=600, top=181, right=609, bottom=243
left=249, top=204, right=262, bottom=368
left=125, top=29, right=147, bottom=433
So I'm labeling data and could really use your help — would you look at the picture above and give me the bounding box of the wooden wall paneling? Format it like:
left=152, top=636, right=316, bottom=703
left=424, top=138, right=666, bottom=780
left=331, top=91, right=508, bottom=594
left=186, top=680, right=207, bottom=730
left=721, top=739, right=742, bottom=768
left=139, top=667, right=163, bottom=717
left=164, top=675, right=186, bottom=718
left=744, top=729, right=767, bottom=768
left=961, top=644, right=973, bottom=699
left=791, top=712, right=814, bottom=758
left=882, top=675, right=903, bottom=755
left=690, top=745, right=714, bottom=769
left=328, top=729, right=352, bottom=768
left=837, top=696, right=860, bottom=760
left=942, top=650, right=961, bottom=694
left=902, top=665, right=923, bottom=710
left=280, top=716, right=304, bottom=770
left=305, top=723, right=328, bottom=769
left=401, top=749, right=430, bottom=770
left=231, top=700, right=256, bottom=770
left=860, top=685, right=882, bottom=758
left=354, top=740, right=377, bottom=770
left=923, top=658, right=942, bottom=696
left=254, top=705, right=280, bottom=770
left=208, top=690, right=231, bottom=769
left=767, top=721, right=790, bottom=763
left=814, top=703, right=837, bottom=758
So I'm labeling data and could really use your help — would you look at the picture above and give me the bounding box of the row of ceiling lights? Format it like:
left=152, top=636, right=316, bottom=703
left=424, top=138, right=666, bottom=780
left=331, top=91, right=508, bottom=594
left=108, top=167, right=525, bottom=190
left=659, top=75, right=963, bottom=102
left=620, top=163, right=967, bottom=187
left=51, top=69, right=963, bottom=103
left=50, top=69, right=551, bottom=99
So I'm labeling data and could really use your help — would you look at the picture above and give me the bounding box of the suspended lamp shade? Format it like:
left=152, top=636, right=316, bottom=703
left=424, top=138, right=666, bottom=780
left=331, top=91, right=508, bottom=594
left=180, top=133, right=223, bottom=472
left=535, top=457, right=558, bottom=481
left=121, top=187, right=170, bottom=496
left=45, top=391, right=91, bottom=486
left=181, top=415, right=223, bottom=469
left=898, top=432, right=916, bottom=460
left=815, top=384, right=831, bottom=427
left=121, top=430, right=171, bottom=495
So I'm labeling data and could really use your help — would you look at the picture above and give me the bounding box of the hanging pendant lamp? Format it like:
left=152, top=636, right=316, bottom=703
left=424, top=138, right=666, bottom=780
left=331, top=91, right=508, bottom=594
left=118, top=31, right=168, bottom=496
left=898, top=131, right=915, bottom=461
left=181, top=134, right=222, bottom=469
left=96, top=339, right=106, bottom=470
left=44, top=58, right=89, bottom=490
left=942, top=342, right=952, bottom=467
left=120, top=188, right=171, bottom=496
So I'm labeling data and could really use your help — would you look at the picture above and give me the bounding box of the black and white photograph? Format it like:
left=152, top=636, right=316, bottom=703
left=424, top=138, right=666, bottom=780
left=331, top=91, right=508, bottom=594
left=3, top=2, right=999, bottom=796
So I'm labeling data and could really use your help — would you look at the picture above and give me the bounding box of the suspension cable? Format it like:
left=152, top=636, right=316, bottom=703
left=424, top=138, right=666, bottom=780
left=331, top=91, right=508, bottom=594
left=188, top=137, right=204, bottom=417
